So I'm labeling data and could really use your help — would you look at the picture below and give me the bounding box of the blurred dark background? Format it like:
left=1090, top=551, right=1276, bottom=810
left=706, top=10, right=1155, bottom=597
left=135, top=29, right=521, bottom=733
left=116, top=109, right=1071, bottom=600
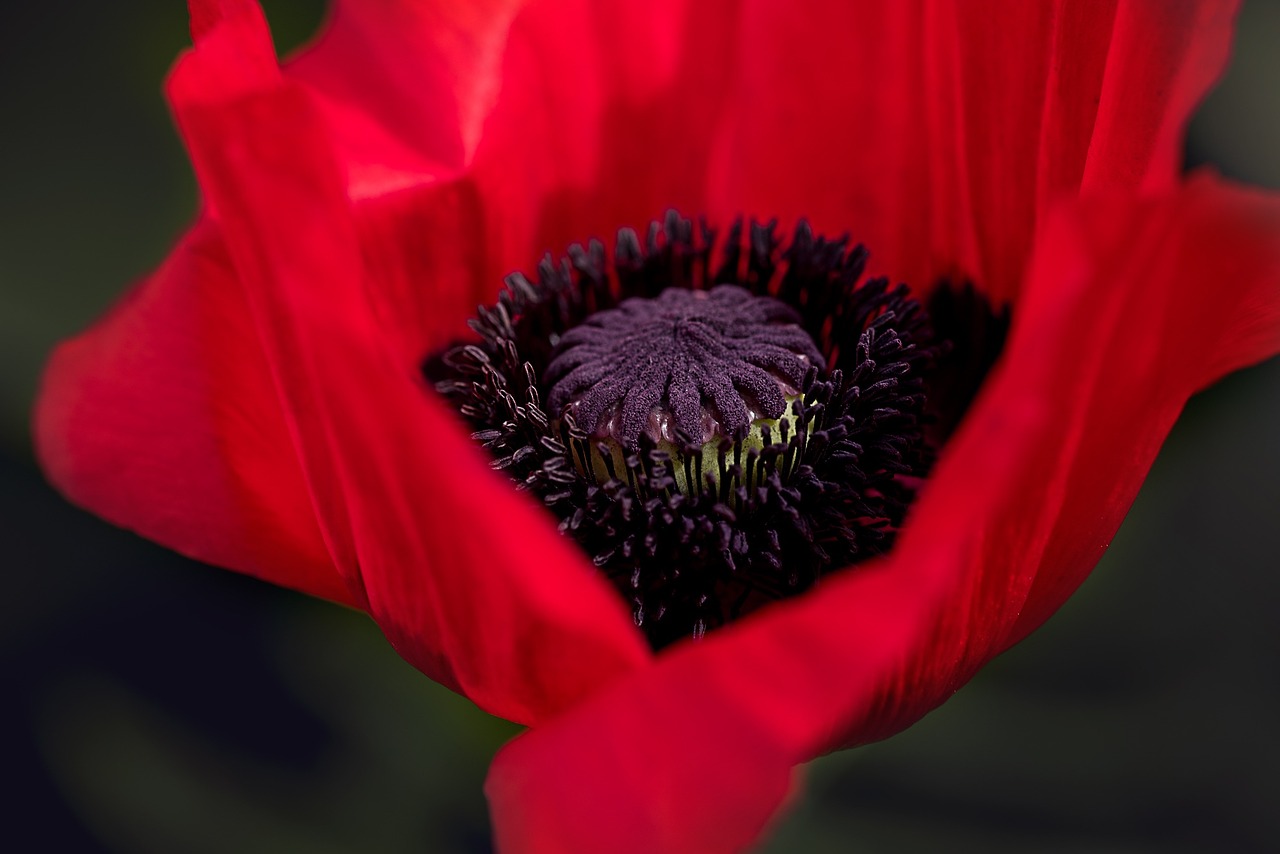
left=2, top=2, right=1278, bottom=852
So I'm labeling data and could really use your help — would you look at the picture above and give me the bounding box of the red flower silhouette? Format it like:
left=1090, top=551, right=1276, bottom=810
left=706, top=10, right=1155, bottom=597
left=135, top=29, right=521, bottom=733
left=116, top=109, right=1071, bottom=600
left=35, top=1, right=1280, bottom=851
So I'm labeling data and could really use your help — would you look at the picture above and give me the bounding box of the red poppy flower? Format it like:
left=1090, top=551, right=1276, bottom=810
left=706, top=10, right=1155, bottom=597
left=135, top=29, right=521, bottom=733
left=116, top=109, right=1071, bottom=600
left=35, top=0, right=1280, bottom=851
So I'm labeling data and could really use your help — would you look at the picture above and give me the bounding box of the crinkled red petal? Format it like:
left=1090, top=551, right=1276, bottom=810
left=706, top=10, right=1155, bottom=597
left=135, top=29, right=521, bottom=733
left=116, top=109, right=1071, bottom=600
left=286, top=0, right=749, bottom=358
left=486, top=177, right=1280, bottom=853
left=701, top=0, right=1239, bottom=303
left=281, top=0, right=1241, bottom=352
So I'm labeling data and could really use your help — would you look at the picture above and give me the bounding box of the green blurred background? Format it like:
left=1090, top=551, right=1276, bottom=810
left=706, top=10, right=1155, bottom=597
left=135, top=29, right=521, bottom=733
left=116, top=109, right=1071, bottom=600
left=2, top=2, right=1278, bottom=852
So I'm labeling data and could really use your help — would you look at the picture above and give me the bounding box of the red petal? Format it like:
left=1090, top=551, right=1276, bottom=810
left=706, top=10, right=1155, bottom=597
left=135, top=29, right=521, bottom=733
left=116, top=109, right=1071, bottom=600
left=35, top=0, right=349, bottom=609
left=283, top=0, right=525, bottom=359
left=703, top=0, right=1239, bottom=304
left=286, top=0, right=747, bottom=357
left=486, top=177, right=1280, bottom=852
left=1004, top=175, right=1280, bottom=645
left=259, top=0, right=1239, bottom=358
left=286, top=0, right=526, bottom=179
left=164, top=11, right=650, bottom=724
left=466, top=0, right=744, bottom=261
left=34, top=220, right=350, bottom=608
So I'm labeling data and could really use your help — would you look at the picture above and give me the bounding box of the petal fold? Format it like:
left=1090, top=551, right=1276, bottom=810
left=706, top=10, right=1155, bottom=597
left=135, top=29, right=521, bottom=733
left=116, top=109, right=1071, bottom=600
left=168, top=9, right=650, bottom=725
left=288, top=0, right=746, bottom=354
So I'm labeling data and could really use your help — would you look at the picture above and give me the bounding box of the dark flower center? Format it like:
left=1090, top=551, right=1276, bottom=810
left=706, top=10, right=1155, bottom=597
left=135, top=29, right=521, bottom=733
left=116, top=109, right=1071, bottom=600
left=429, top=212, right=1005, bottom=649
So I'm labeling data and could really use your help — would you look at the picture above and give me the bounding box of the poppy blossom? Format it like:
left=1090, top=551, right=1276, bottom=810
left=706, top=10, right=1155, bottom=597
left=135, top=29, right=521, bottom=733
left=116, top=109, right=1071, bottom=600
left=34, top=0, right=1280, bottom=851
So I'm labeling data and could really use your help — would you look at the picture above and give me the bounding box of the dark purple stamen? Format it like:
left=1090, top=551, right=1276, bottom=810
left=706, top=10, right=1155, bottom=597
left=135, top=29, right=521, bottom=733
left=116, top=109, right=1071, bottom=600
left=428, top=212, right=977, bottom=649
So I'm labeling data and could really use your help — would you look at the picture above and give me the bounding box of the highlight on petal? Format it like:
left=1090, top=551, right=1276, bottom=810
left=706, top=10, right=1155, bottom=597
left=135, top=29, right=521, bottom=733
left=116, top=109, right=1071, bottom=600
left=703, top=0, right=1240, bottom=304
left=165, top=7, right=651, bottom=725
left=286, top=0, right=747, bottom=342
left=287, top=0, right=525, bottom=176
left=485, top=176, right=1280, bottom=853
